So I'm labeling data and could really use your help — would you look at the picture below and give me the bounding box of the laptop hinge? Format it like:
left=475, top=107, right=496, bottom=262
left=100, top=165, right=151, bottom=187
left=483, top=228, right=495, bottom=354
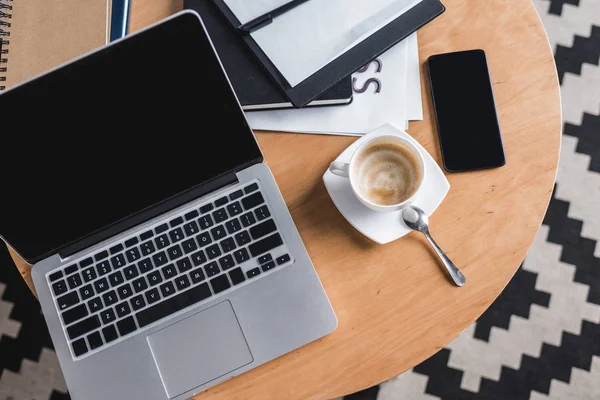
left=56, top=172, right=239, bottom=261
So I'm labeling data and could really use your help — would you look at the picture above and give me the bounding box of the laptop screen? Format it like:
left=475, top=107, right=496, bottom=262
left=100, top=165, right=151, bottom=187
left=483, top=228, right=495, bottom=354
left=0, top=12, right=262, bottom=263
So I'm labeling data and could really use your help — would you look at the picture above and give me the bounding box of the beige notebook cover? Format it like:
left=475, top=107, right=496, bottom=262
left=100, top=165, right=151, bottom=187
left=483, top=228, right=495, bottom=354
left=1, top=0, right=108, bottom=89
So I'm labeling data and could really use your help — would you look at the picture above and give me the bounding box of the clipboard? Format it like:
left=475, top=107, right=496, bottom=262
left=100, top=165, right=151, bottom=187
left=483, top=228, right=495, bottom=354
left=210, top=0, right=445, bottom=108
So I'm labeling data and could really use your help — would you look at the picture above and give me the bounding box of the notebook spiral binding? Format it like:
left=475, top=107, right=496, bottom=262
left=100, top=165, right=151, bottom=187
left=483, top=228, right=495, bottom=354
left=0, top=0, right=12, bottom=91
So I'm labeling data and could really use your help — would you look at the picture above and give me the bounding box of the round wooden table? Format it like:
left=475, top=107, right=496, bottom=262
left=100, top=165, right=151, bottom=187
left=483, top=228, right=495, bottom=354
left=10, top=0, right=561, bottom=398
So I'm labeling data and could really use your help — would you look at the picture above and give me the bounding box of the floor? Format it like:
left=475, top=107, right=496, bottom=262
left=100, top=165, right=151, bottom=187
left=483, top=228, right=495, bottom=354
left=1, top=0, right=599, bottom=399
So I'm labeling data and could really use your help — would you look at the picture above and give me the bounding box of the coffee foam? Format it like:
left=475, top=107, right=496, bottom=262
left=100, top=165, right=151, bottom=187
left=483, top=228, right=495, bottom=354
left=352, top=141, right=422, bottom=206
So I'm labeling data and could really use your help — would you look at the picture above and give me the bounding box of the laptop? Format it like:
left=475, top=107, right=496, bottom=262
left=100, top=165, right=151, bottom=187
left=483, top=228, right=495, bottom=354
left=0, top=11, right=337, bottom=400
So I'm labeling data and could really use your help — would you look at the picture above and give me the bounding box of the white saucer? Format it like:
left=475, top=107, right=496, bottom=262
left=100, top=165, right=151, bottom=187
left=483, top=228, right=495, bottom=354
left=323, top=124, right=450, bottom=244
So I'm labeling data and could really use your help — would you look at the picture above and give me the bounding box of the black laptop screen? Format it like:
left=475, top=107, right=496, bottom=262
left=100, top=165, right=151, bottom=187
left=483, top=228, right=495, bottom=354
left=0, top=12, right=262, bottom=263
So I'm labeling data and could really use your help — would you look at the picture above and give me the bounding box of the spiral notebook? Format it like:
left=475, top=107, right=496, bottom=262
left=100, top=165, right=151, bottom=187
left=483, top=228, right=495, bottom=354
left=0, top=0, right=108, bottom=91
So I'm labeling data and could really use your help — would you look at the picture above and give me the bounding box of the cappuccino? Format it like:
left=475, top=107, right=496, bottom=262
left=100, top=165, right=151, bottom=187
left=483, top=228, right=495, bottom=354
left=352, top=141, right=422, bottom=206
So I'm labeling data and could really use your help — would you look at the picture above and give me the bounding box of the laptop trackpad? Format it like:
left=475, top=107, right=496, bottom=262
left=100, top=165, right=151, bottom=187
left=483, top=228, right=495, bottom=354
left=147, top=300, right=253, bottom=399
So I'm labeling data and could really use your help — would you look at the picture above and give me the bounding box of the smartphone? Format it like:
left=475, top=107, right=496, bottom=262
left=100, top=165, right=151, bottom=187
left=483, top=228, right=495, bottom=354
left=427, top=49, right=506, bottom=172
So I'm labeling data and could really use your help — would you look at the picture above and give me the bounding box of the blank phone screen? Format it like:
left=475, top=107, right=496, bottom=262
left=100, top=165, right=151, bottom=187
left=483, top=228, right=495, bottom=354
left=427, top=49, right=506, bottom=172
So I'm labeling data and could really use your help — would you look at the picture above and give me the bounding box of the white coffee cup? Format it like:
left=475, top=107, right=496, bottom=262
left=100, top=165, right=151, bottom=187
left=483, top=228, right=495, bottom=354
left=329, top=135, right=426, bottom=212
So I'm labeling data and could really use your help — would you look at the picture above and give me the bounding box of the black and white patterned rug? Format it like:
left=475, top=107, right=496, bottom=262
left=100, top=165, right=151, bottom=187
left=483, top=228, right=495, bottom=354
left=1, top=0, right=599, bottom=399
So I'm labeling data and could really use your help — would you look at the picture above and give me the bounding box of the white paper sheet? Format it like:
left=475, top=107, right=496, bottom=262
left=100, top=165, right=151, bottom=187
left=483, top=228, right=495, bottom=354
left=246, top=34, right=415, bottom=135
left=224, top=0, right=422, bottom=87
left=407, top=33, right=423, bottom=121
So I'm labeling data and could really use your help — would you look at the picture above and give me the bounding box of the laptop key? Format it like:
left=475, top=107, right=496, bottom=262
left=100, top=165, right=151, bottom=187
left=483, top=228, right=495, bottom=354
left=169, top=227, right=184, bottom=243
left=184, top=221, right=199, bottom=236
left=160, top=281, right=175, bottom=297
left=219, top=255, right=235, bottom=271
left=102, top=290, right=118, bottom=306
left=145, top=288, right=160, bottom=305
left=126, top=247, right=141, bottom=263
left=49, top=270, right=63, bottom=282
left=167, top=244, right=183, bottom=261
left=220, top=238, right=236, bottom=253
left=176, top=257, right=193, bottom=273
left=262, top=261, right=276, bottom=272
left=189, top=268, right=205, bottom=284
left=240, top=212, right=256, bottom=227
left=79, top=284, right=94, bottom=301
left=199, top=204, right=214, bottom=214
left=161, top=264, right=177, bottom=279
left=210, top=274, right=231, bottom=294
left=198, top=215, right=214, bottom=229
left=276, top=254, right=291, bottom=265
left=109, top=271, right=124, bottom=287
left=227, top=201, right=243, bottom=217
left=130, top=294, right=146, bottom=311
left=233, top=248, right=250, bottom=264
left=109, top=244, right=124, bottom=254
left=100, top=308, right=116, bottom=324
left=230, top=189, right=244, bottom=200
left=155, top=234, right=170, bottom=250
left=123, top=265, right=139, bottom=280
left=138, top=258, right=154, bottom=273
left=255, top=205, right=271, bottom=221
left=62, top=304, right=88, bottom=325
left=140, top=230, right=154, bottom=241
left=116, top=301, right=131, bottom=318
left=111, top=254, right=126, bottom=269
left=229, top=267, right=245, bottom=285
left=250, top=219, right=277, bottom=240
left=140, top=240, right=156, bottom=256
left=117, top=283, right=134, bottom=300
left=204, top=262, right=220, bottom=277
left=94, top=251, right=109, bottom=262
left=175, top=275, right=191, bottom=291
left=88, top=297, right=103, bottom=313
left=52, top=280, right=68, bottom=296
left=247, top=268, right=261, bottom=278
left=94, top=278, right=109, bottom=294
left=132, top=277, right=148, bottom=293
left=155, top=223, right=169, bottom=234
left=169, top=216, right=184, bottom=228
left=125, top=237, right=139, bottom=248
left=242, top=192, right=264, bottom=210
left=184, top=210, right=199, bottom=221
left=213, top=208, right=228, bottom=223
left=258, top=254, right=272, bottom=264
left=181, top=238, right=198, bottom=254
left=57, top=292, right=79, bottom=311
left=190, top=250, right=207, bottom=266
left=67, top=315, right=100, bottom=340
left=82, top=267, right=97, bottom=282
left=80, top=257, right=94, bottom=268
left=244, top=183, right=259, bottom=194
left=211, top=225, right=226, bottom=240
left=148, top=271, right=163, bottom=286
left=72, top=338, right=88, bottom=357
left=64, top=264, right=78, bottom=275
left=196, top=232, right=212, bottom=247
left=87, top=331, right=103, bottom=350
left=206, top=244, right=221, bottom=260
left=67, top=273, right=83, bottom=290
left=249, top=233, right=283, bottom=257
left=136, top=283, right=212, bottom=328
left=102, top=325, right=119, bottom=343
left=152, top=251, right=168, bottom=267
left=234, top=231, right=251, bottom=246
left=116, top=316, right=137, bottom=336
left=226, top=218, right=242, bottom=234
left=96, top=261, right=111, bottom=276
left=215, top=196, right=228, bottom=207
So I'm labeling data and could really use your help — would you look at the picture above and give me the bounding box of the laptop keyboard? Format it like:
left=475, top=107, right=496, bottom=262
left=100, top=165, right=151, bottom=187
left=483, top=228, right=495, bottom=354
left=46, top=181, right=293, bottom=360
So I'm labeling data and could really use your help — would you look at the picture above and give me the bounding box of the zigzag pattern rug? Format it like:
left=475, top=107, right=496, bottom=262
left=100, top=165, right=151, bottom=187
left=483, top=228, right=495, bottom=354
left=1, top=0, right=599, bottom=398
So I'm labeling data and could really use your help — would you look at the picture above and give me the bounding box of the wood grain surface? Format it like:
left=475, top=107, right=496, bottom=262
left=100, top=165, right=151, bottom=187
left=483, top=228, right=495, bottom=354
left=10, top=0, right=561, bottom=398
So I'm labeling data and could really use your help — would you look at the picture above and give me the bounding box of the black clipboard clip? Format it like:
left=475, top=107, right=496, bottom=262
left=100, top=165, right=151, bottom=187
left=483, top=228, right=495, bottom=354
left=238, top=0, right=310, bottom=34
